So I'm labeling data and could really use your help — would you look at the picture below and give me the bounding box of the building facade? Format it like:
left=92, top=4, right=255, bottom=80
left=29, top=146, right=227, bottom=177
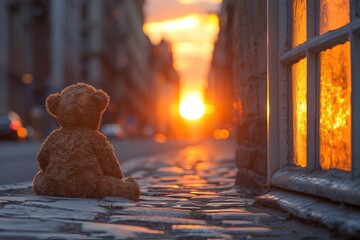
left=206, top=0, right=235, bottom=138
left=0, top=0, right=160, bottom=137
left=209, top=0, right=267, bottom=191
left=152, top=39, right=180, bottom=138
left=212, top=0, right=360, bottom=234
left=267, top=0, right=360, bottom=205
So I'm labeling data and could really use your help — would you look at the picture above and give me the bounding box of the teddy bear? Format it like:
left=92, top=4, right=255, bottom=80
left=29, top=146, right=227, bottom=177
left=32, top=83, right=140, bottom=201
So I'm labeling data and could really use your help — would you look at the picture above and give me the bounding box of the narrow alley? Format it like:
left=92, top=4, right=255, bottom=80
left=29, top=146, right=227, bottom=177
left=0, top=139, right=340, bottom=239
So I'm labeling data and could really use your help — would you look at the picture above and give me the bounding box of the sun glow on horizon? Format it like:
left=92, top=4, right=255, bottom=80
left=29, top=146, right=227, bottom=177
left=179, top=91, right=205, bottom=120
left=178, top=0, right=222, bottom=4
left=144, top=13, right=219, bottom=92
left=144, top=1, right=221, bottom=125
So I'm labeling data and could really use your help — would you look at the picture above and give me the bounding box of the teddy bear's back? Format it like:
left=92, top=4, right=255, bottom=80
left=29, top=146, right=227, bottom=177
left=43, top=128, right=103, bottom=194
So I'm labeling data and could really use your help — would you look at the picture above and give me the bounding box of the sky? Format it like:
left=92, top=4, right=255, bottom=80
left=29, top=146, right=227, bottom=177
left=143, top=0, right=222, bottom=97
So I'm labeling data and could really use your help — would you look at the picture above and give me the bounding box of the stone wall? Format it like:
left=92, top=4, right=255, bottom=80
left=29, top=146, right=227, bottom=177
left=232, top=1, right=267, bottom=192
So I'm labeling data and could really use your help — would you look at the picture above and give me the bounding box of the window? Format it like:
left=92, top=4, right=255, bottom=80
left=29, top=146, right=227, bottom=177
left=292, top=57, right=307, bottom=167
left=267, top=0, right=360, bottom=206
left=319, top=0, right=349, bottom=35
left=291, top=0, right=306, bottom=47
left=319, top=42, right=351, bottom=171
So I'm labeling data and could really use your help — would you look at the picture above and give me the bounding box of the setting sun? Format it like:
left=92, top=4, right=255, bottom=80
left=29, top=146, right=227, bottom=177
left=179, top=92, right=205, bottom=120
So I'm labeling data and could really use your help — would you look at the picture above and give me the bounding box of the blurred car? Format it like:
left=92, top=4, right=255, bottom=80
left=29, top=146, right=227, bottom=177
left=0, top=111, right=27, bottom=141
left=100, top=124, right=126, bottom=140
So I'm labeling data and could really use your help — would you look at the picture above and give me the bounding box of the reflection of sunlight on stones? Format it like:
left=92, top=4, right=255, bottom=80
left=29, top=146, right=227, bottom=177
left=180, top=183, right=209, bottom=188
left=181, top=174, right=202, bottom=180
left=139, top=195, right=187, bottom=202
left=114, top=206, right=191, bottom=218
left=166, top=193, right=197, bottom=199
left=205, top=202, right=247, bottom=208
left=81, top=222, right=163, bottom=239
left=196, top=162, right=219, bottom=171
left=179, top=146, right=209, bottom=160
left=110, top=215, right=206, bottom=225
left=149, top=184, right=181, bottom=189
left=206, top=177, right=234, bottom=184
left=153, top=176, right=180, bottom=182
left=157, top=166, right=183, bottom=173
left=224, top=170, right=237, bottom=178
left=171, top=225, right=232, bottom=238
left=199, top=208, right=248, bottom=213
left=196, top=184, right=234, bottom=191
left=178, top=177, right=206, bottom=184
left=190, top=191, right=217, bottom=195
left=221, top=220, right=255, bottom=227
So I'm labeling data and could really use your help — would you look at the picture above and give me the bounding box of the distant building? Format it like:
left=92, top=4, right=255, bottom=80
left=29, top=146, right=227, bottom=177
left=0, top=0, right=51, bottom=137
left=151, top=40, right=180, bottom=137
left=0, top=0, right=157, bottom=137
left=205, top=0, right=235, bottom=137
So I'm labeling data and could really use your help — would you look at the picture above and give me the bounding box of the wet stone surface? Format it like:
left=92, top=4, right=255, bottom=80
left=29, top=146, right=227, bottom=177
left=0, top=140, right=338, bottom=239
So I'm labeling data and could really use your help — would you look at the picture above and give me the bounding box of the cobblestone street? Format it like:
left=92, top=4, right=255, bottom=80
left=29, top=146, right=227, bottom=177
left=0, top=139, right=338, bottom=239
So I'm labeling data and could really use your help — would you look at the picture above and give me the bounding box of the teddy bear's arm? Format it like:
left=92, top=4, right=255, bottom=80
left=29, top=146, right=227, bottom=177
left=93, top=133, right=124, bottom=179
left=37, top=142, right=50, bottom=171
left=37, top=130, right=59, bottom=171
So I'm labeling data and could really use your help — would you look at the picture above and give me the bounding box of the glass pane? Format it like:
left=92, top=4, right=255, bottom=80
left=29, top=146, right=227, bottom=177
left=319, top=0, right=349, bottom=35
left=292, top=0, right=307, bottom=47
left=292, top=58, right=307, bottom=167
left=319, top=42, right=351, bottom=171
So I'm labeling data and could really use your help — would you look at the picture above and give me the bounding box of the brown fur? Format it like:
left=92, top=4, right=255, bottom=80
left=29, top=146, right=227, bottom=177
left=32, top=83, right=140, bottom=201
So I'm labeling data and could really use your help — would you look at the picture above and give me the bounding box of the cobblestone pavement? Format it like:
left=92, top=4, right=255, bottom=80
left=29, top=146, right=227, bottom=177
left=0, top=139, right=339, bottom=239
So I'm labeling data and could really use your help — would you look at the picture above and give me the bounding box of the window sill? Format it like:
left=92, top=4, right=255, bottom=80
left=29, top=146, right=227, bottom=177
left=270, top=167, right=360, bottom=206
left=257, top=189, right=360, bottom=237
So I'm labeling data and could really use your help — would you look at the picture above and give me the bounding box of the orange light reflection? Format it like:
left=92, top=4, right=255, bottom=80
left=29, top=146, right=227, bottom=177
left=292, top=58, right=307, bottom=168
left=319, top=42, right=351, bottom=171
left=292, top=0, right=306, bottom=47
left=319, top=0, right=349, bottom=35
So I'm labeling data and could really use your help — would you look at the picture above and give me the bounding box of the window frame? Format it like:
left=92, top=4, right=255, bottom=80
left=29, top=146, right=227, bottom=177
left=267, top=0, right=360, bottom=206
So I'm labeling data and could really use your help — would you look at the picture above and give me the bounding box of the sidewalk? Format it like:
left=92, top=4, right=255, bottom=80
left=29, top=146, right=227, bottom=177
left=0, top=139, right=340, bottom=239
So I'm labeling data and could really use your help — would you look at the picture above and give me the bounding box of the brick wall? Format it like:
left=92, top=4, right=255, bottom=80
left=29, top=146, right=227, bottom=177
left=232, top=0, right=267, bottom=192
left=208, top=0, right=267, bottom=192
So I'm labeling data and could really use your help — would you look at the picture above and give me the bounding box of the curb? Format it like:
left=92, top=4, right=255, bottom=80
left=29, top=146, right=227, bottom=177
left=0, top=182, right=32, bottom=192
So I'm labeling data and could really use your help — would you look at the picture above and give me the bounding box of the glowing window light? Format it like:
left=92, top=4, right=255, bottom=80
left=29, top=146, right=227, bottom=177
left=319, top=42, right=351, bottom=171
left=292, top=0, right=306, bottom=47
left=292, top=58, right=307, bottom=168
left=319, top=0, right=349, bottom=35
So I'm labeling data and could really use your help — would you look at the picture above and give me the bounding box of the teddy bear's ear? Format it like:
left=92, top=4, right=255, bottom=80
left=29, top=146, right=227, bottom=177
left=45, top=93, right=61, bottom=117
left=92, top=89, right=110, bottom=113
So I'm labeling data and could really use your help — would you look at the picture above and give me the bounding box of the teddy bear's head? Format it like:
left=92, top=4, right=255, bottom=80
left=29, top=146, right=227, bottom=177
left=45, top=83, right=110, bottom=130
